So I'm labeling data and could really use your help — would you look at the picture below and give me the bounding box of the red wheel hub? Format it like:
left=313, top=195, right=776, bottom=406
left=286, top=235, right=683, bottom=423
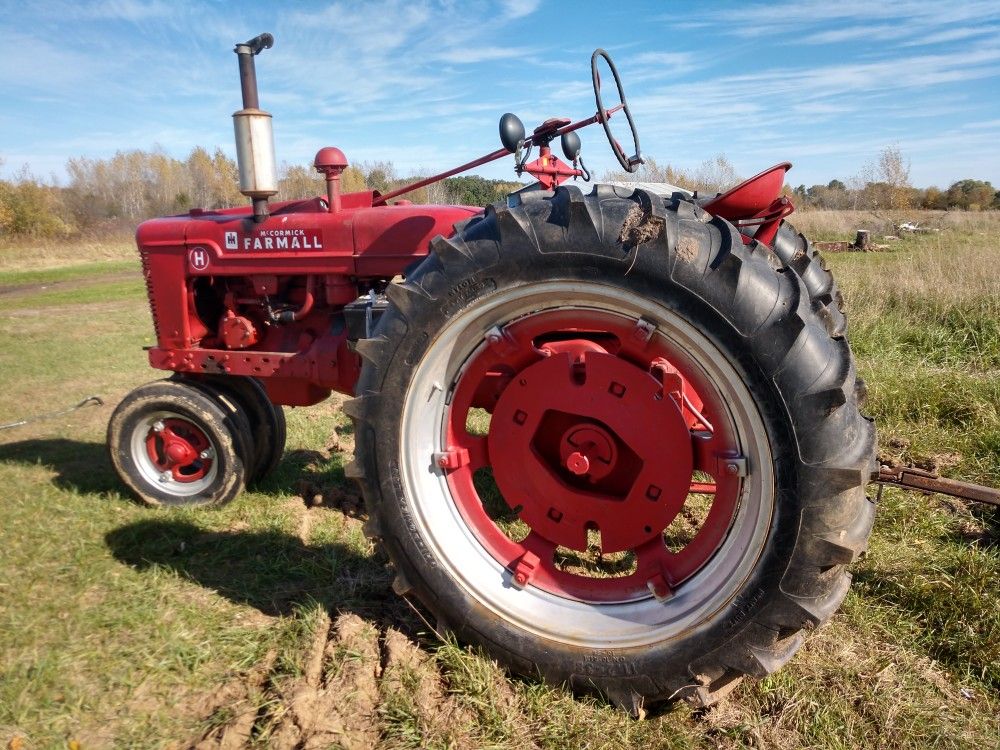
left=443, top=309, right=744, bottom=602
left=145, top=418, right=213, bottom=482
left=560, top=425, right=616, bottom=480
left=489, top=348, right=693, bottom=553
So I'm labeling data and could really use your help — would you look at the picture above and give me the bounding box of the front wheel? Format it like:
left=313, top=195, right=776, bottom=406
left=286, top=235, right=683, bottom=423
left=108, top=380, right=252, bottom=507
left=348, top=185, right=876, bottom=711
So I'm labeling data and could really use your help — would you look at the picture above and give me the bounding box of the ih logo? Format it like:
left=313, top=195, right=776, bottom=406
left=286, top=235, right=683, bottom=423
left=188, top=246, right=210, bottom=271
left=225, top=231, right=238, bottom=249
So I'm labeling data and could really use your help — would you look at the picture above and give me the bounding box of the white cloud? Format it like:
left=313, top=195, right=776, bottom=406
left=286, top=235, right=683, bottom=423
left=500, top=0, right=541, bottom=19
left=435, top=45, right=536, bottom=64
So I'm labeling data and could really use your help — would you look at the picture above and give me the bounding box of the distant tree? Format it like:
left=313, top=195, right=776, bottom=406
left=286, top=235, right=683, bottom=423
left=876, top=146, right=912, bottom=210
left=603, top=154, right=740, bottom=194
left=442, top=175, right=521, bottom=206
left=356, top=161, right=397, bottom=193
left=693, top=154, right=740, bottom=194
left=278, top=163, right=323, bottom=200
left=921, top=186, right=946, bottom=210
left=0, top=167, right=72, bottom=237
left=946, top=179, right=995, bottom=210
left=827, top=179, right=846, bottom=191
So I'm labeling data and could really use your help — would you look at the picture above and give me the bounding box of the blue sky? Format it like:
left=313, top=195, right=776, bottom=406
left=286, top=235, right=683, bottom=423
left=2, top=0, right=999, bottom=189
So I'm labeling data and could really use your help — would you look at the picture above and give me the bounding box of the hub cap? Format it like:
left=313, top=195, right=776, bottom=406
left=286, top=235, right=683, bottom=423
left=130, top=411, right=218, bottom=496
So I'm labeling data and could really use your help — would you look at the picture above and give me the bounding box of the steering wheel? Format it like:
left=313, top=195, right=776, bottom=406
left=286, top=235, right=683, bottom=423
left=591, top=49, right=642, bottom=173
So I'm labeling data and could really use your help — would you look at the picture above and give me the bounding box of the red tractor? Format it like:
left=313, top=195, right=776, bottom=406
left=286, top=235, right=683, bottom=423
left=108, top=34, right=875, bottom=712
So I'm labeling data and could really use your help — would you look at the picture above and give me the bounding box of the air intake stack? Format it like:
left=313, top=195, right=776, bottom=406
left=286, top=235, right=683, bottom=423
left=233, top=33, right=278, bottom=222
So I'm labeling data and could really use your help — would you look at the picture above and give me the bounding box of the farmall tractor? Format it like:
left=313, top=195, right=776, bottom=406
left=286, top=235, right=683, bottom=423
left=108, top=35, right=877, bottom=712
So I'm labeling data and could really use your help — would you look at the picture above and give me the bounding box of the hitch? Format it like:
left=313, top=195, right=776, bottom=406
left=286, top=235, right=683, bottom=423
left=876, top=463, right=1000, bottom=508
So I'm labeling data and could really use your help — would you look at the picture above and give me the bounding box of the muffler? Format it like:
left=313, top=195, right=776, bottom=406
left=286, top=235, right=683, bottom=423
left=233, top=33, right=278, bottom=222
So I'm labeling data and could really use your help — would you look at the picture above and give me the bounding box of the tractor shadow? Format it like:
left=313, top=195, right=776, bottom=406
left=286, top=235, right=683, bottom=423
left=104, top=518, right=411, bottom=627
left=0, top=435, right=364, bottom=514
left=0, top=438, right=121, bottom=494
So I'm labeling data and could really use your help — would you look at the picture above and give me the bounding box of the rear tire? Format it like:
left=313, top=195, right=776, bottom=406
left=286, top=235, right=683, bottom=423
left=770, top=220, right=847, bottom=337
left=347, top=185, right=876, bottom=711
left=108, top=380, right=252, bottom=507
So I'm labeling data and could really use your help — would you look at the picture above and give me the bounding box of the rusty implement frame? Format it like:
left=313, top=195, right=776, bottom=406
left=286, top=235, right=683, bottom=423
left=877, top=464, right=1000, bottom=508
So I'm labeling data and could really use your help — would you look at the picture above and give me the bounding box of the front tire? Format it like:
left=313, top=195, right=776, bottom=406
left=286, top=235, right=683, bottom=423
left=108, top=380, right=252, bottom=507
left=347, top=185, right=876, bottom=711
left=173, top=374, right=286, bottom=483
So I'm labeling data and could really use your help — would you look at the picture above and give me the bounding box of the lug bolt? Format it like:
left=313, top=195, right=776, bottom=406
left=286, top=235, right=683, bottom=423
left=152, top=421, right=165, bottom=433
left=199, top=448, right=214, bottom=460
left=159, top=471, right=171, bottom=483
left=514, top=572, right=527, bottom=586
left=725, top=463, right=739, bottom=476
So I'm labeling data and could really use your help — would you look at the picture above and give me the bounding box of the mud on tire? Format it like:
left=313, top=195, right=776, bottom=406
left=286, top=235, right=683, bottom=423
left=346, top=185, right=877, bottom=712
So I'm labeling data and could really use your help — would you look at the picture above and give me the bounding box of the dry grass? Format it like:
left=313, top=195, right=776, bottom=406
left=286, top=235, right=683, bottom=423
left=790, top=208, right=1000, bottom=243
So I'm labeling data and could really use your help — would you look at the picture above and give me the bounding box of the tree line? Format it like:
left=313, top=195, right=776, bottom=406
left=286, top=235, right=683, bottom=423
left=1, top=146, right=997, bottom=239
left=605, top=147, right=1000, bottom=212
left=0, top=148, right=522, bottom=238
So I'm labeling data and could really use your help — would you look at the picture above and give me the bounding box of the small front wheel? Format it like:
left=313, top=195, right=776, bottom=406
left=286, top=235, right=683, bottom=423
left=173, top=374, right=287, bottom=484
left=107, top=380, right=252, bottom=507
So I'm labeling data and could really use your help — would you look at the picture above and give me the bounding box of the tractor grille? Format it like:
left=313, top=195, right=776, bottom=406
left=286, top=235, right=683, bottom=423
left=138, top=247, right=160, bottom=339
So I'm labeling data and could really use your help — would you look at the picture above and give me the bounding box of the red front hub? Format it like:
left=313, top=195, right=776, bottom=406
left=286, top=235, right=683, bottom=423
left=145, top=418, right=213, bottom=482
left=443, top=310, right=744, bottom=603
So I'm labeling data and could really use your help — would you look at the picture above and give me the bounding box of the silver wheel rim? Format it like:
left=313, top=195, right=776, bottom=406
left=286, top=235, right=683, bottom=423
left=399, top=281, right=775, bottom=649
left=129, top=410, right=219, bottom=497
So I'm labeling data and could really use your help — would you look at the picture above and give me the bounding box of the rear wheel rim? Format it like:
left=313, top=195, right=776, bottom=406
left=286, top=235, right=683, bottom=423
left=399, top=281, right=774, bottom=649
left=130, top=410, right=219, bottom=496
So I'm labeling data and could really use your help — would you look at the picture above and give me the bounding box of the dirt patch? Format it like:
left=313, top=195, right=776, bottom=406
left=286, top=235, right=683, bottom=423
left=184, top=613, right=474, bottom=749
left=183, top=650, right=277, bottom=750
left=380, top=627, right=475, bottom=746
left=0, top=270, right=139, bottom=300
left=618, top=204, right=665, bottom=249
left=815, top=241, right=850, bottom=253
left=295, top=479, right=365, bottom=518
left=267, top=613, right=381, bottom=750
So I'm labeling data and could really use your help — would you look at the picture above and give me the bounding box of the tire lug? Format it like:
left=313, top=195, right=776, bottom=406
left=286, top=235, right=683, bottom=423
left=199, top=448, right=215, bottom=460
left=158, top=471, right=172, bottom=483
left=152, top=420, right=165, bottom=433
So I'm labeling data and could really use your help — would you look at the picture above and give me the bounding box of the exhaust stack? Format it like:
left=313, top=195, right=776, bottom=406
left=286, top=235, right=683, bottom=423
left=233, top=33, right=277, bottom=222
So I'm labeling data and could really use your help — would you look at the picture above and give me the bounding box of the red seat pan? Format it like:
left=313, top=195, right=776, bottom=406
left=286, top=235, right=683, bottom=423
left=703, top=162, right=792, bottom=218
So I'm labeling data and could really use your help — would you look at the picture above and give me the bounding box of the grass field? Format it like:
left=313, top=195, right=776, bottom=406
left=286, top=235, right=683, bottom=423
left=0, top=212, right=998, bottom=749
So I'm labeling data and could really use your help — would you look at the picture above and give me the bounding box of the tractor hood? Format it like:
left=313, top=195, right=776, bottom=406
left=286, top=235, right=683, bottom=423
left=136, top=191, right=481, bottom=278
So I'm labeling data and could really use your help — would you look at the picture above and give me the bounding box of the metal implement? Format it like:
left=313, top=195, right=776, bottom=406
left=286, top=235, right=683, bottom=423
left=0, top=396, right=103, bottom=431
left=877, top=463, right=1000, bottom=507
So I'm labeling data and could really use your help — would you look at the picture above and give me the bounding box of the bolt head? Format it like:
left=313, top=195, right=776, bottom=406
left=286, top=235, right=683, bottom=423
left=158, top=471, right=171, bottom=483
left=725, top=462, right=739, bottom=475
left=566, top=451, right=590, bottom=476
left=152, top=420, right=165, bottom=433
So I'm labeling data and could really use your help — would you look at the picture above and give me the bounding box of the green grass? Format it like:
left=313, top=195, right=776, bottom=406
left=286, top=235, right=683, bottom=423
left=0, top=219, right=998, bottom=748
left=0, top=258, right=138, bottom=286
